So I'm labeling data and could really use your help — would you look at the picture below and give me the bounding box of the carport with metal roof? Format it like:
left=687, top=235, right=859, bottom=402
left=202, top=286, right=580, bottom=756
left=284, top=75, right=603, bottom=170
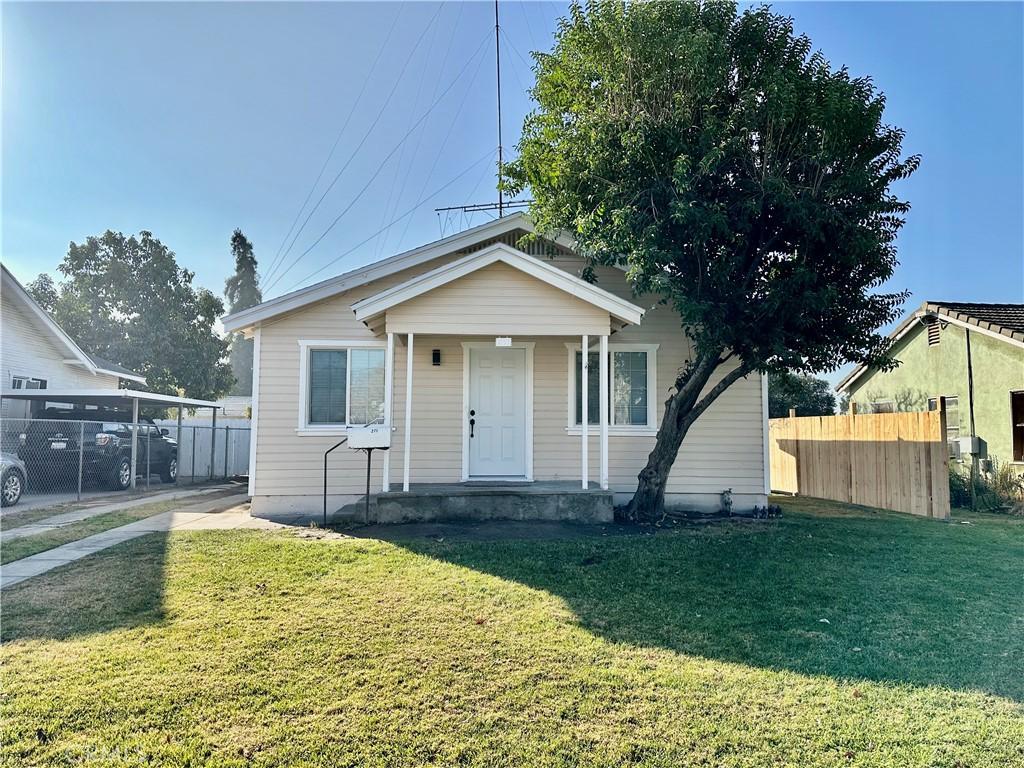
left=0, top=389, right=221, bottom=490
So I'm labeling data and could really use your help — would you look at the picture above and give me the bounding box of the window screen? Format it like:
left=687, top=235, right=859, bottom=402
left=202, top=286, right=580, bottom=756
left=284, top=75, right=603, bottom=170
left=575, top=350, right=649, bottom=426
left=348, top=348, right=386, bottom=425
left=308, top=350, right=347, bottom=424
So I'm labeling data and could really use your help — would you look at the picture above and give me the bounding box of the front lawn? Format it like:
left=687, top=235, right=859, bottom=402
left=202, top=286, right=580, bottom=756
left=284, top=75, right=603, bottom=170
left=2, top=498, right=1021, bottom=767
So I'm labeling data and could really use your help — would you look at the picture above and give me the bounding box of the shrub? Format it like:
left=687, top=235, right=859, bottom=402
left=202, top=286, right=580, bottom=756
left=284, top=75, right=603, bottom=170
left=949, top=460, right=1024, bottom=513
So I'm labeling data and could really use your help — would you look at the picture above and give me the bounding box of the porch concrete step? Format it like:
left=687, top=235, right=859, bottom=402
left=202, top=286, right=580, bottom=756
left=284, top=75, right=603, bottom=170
left=348, top=483, right=613, bottom=524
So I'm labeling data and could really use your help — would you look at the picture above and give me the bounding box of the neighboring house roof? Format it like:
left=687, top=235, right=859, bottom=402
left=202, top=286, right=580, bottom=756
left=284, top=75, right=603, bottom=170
left=352, top=242, right=645, bottom=330
left=222, top=212, right=578, bottom=334
left=85, top=354, right=147, bottom=382
left=836, top=300, right=1024, bottom=393
left=0, top=264, right=146, bottom=385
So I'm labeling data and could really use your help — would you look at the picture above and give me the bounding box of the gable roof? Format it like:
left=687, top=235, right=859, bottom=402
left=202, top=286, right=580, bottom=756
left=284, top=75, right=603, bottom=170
left=351, top=242, right=645, bottom=329
left=926, top=301, right=1024, bottom=340
left=222, top=213, right=577, bottom=334
left=836, top=300, right=1024, bottom=393
left=1, top=265, right=146, bottom=384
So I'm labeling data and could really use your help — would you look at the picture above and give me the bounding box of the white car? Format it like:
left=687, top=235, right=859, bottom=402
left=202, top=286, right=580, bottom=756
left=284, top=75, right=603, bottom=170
left=1, top=452, right=27, bottom=507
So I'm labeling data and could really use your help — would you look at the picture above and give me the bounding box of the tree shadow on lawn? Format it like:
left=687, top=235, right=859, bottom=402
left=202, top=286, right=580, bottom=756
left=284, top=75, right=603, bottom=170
left=1, top=532, right=169, bottom=643
left=395, top=513, right=1024, bottom=702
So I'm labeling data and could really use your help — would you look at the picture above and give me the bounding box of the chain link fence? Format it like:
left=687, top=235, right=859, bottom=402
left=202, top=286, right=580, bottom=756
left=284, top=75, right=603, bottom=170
left=0, top=417, right=250, bottom=508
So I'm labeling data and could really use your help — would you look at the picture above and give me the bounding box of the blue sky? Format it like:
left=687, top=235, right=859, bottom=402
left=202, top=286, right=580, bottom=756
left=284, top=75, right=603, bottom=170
left=3, top=1, right=1022, bottom=380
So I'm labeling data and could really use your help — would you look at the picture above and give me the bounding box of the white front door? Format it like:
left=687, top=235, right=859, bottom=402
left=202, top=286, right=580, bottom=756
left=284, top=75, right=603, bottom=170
left=467, top=346, right=528, bottom=478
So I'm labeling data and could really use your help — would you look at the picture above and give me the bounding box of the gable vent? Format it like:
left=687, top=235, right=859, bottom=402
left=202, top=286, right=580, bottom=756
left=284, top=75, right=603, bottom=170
left=926, top=318, right=941, bottom=346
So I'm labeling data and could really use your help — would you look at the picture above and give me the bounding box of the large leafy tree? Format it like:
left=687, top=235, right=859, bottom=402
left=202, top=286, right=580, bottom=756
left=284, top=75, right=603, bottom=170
left=510, top=1, right=917, bottom=521
left=768, top=371, right=836, bottom=418
left=224, top=229, right=262, bottom=395
left=32, top=230, right=233, bottom=401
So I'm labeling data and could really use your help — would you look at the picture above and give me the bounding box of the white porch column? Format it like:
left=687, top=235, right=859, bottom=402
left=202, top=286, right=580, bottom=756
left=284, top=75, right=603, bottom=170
left=403, top=332, right=414, bottom=492
left=382, top=331, right=395, bottom=492
left=599, top=334, right=609, bottom=490
left=581, top=334, right=588, bottom=490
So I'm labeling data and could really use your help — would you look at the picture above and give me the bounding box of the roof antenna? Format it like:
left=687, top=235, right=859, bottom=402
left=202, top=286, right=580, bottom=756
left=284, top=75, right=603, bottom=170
left=494, top=0, right=504, bottom=218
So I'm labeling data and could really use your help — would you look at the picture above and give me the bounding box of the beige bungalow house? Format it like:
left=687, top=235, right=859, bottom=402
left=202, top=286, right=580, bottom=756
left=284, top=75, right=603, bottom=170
left=223, top=214, right=769, bottom=522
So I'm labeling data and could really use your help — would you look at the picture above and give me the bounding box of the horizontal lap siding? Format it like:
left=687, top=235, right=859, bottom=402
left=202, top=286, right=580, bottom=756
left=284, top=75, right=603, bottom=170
left=253, top=242, right=767, bottom=499
left=254, top=256, right=455, bottom=496
left=385, top=262, right=610, bottom=336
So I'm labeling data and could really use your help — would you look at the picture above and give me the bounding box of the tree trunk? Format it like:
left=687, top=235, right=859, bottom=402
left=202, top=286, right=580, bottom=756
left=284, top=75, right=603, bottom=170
left=621, top=353, right=753, bottom=524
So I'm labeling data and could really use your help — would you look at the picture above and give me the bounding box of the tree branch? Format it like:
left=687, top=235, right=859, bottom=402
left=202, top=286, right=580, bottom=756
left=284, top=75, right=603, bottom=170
left=686, top=363, right=756, bottom=424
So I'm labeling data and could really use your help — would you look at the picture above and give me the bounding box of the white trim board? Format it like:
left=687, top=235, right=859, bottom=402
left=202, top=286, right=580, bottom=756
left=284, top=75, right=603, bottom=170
left=352, top=242, right=646, bottom=329
left=248, top=326, right=261, bottom=496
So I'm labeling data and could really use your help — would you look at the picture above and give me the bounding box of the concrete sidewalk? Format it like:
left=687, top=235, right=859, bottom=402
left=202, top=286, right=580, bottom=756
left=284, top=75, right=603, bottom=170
left=1, top=485, right=240, bottom=542
left=0, top=494, right=280, bottom=589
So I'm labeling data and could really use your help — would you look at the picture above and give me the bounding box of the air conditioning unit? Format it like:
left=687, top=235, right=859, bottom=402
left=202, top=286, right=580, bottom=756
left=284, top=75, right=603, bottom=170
left=347, top=424, right=391, bottom=449
left=956, top=435, right=987, bottom=458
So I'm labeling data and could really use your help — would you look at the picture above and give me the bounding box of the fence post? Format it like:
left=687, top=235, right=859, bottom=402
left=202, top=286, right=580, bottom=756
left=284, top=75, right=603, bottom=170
left=224, top=426, right=230, bottom=479
left=788, top=408, right=796, bottom=418
left=77, top=422, right=84, bottom=502
left=209, top=411, right=217, bottom=481
left=191, top=426, right=197, bottom=485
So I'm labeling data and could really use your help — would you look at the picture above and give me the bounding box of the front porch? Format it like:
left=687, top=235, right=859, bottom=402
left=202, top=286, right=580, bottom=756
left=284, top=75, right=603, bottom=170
left=353, top=243, right=647, bottom=497
left=339, top=481, right=614, bottom=525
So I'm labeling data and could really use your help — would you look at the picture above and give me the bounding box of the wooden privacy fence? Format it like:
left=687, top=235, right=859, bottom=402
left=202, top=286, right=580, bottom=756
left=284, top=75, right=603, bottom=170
left=769, top=403, right=950, bottom=519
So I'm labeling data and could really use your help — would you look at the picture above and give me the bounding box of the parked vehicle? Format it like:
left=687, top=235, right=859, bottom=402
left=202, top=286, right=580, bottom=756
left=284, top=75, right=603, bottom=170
left=17, top=409, right=177, bottom=491
left=1, top=452, right=26, bottom=507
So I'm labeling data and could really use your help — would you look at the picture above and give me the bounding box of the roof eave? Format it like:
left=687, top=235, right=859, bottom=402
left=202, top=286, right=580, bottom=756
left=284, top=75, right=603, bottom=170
left=222, top=212, right=575, bottom=333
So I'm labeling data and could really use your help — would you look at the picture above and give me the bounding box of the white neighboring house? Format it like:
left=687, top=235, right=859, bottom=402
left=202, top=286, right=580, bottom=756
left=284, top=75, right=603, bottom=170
left=223, top=213, right=770, bottom=520
left=0, top=264, right=146, bottom=418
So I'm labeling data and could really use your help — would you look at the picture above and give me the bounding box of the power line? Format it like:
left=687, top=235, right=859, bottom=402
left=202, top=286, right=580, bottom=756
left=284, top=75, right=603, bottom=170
left=261, top=3, right=405, bottom=284
left=372, top=15, right=442, bottom=261
left=265, top=36, right=494, bottom=292
left=262, top=2, right=446, bottom=287
left=283, top=148, right=497, bottom=293
left=395, top=16, right=490, bottom=251
left=374, top=1, right=465, bottom=261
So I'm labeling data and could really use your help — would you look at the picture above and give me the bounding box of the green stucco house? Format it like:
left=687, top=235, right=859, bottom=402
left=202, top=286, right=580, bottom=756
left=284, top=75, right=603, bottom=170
left=837, top=302, right=1024, bottom=470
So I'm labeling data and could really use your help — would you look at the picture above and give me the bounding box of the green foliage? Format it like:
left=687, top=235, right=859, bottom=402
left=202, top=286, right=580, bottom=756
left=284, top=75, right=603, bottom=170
left=38, top=230, right=233, bottom=401
left=510, top=1, right=917, bottom=377
left=949, top=461, right=1024, bottom=512
left=768, top=371, right=836, bottom=417
left=223, top=229, right=262, bottom=395
left=25, top=274, right=58, bottom=313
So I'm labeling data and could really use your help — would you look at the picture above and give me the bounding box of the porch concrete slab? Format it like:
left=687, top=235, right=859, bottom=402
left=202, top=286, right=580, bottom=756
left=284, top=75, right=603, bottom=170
left=0, top=493, right=278, bottom=589
left=368, top=481, right=614, bottom=525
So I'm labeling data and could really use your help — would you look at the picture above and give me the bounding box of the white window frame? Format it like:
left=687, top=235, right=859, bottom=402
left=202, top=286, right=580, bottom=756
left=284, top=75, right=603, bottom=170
left=297, top=339, right=387, bottom=435
left=11, top=375, right=46, bottom=390
left=565, top=342, right=658, bottom=436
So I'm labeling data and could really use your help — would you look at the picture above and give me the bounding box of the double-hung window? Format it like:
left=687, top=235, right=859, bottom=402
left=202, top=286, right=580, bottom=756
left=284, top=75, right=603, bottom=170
left=568, top=343, right=658, bottom=434
left=299, top=341, right=386, bottom=433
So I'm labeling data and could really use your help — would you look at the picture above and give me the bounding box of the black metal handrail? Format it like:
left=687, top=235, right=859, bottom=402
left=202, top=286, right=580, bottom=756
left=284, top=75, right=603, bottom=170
left=323, top=438, right=348, bottom=527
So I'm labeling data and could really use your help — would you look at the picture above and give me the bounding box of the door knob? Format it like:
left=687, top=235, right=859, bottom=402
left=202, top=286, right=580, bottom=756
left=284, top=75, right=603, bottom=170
left=469, top=418, right=475, bottom=438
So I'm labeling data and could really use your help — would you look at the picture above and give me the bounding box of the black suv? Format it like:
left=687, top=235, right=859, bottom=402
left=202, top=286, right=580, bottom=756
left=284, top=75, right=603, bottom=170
left=19, top=409, right=178, bottom=491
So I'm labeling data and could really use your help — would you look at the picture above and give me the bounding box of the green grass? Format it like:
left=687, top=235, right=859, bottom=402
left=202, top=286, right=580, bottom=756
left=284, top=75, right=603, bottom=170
left=1, top=498, right=1022, bottom=767
left=0, top=501, right=180, bottom=565
left=1, top=501, right=85, bottom=530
